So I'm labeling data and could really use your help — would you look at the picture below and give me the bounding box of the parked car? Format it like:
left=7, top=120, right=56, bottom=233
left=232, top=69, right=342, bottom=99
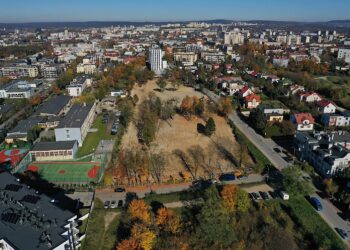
left=111, top=125, right=118, bottom=135
left=273, top=147, right=281, bottom=153
left=335, top=228, right=349, bottom=240
left=115, top=187, right=126, bottom=192
left=255, top=192, right=262, bottom=200
left=118, top=200, right=124, bottom=208
left=260, top=191, right=270, bottom=200
left=310, top=197, right=323, bottom=211
left=104, top=200, right=110, bottom=209
left=279, top=191, right=289, bottom=200
left=219, top=173, right=235, bottom=182
left=110, top=200, right=117, bottom=209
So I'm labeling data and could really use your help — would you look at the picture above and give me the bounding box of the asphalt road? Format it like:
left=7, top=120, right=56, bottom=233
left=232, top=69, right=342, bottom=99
left=204, top=88, right=350, bottom=246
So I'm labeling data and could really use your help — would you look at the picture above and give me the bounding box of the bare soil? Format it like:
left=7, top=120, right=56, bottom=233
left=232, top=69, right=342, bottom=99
left=120, top=80, right=253, bottom=182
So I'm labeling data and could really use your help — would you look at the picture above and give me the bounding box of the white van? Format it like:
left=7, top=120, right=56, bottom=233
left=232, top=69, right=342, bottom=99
left=280, top=191, right=289, bottom=200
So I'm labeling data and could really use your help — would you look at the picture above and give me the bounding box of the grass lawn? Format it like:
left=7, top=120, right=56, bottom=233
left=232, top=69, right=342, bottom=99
left=316, top=76, right=350, bottom=109
left=144, top=190, right=196, bottom=205
left=81, top=199, right=120, bottom=250
left=77, top=115, right=118, bottom=158
left=281, top=196, right=346, bottom=250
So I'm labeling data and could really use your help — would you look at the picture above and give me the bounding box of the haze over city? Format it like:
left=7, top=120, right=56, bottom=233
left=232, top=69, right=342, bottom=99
left=0, top=0, right=350, bottom=23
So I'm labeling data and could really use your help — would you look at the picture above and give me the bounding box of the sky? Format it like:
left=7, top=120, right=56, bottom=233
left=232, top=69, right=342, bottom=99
left=0, top=0, right=349, bottom=23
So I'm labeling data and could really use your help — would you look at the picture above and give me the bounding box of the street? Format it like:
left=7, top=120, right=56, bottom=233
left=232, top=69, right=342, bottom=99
left=204, top=88, right=350, bottom=246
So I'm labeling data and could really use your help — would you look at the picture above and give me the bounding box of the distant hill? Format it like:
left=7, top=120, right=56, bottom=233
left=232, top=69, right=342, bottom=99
left=0, top=19, right=350, bottom=29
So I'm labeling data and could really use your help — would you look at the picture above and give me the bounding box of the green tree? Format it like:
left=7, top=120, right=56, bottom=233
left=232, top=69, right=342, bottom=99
left=195, top=186, right=236, bottom=248
left=282, top=165, right=313, bottom=196
left=156, top=78, right=167, bottom=92
left=236, top=188, right=251, bottom=213
left=205, top=117, right=216, bottom=136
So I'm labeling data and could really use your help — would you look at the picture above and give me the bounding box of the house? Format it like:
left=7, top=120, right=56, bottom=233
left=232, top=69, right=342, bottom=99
left=239, top=86, right=253, bottom=98
left=322, top=112, right=350, bottom=127
left=30, top=140, right=78, bottom=161
left=111, top=90, right=127, bottom=98
left=290, top=113, right=314, bottom=131
left=0, top=171, right=82, bottom=250
left=266, top=113, right=284, bottom=123
left=317, top=100, right=336, bottom=114
left=289, top=84, right=305, bottom=95
left=244, top=94, right=261, bottom=109
left=295, top=131, right=350, bottom=177
left=299, top=92, right=322, bottom=103
left=54, top=102, right=96, bottom=146
left=273, top=57, right=289, bottom=68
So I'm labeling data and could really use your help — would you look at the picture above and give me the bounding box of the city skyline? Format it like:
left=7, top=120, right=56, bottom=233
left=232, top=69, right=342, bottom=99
left=1, top=0, right=350, bottom=23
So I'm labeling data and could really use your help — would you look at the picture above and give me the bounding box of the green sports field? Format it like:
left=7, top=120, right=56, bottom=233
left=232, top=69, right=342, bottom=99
left=26, top=161, right=103, bottom=184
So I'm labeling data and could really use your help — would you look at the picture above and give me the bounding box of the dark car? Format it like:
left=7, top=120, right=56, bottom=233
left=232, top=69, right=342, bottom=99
left=260, top=191, right=270, bottom=200
left=219, top=173, right=235, bottom=182
left=115, top=187, right=126, bottom=192
left=273, top=147, right=281, bottom=153
left=310, top=197, right=323, bottom=211
left=118, top=200, right=124, bottom=208
left=104, top=200, right=110, bottom=209
left=335, top=228, right=349, bottom=240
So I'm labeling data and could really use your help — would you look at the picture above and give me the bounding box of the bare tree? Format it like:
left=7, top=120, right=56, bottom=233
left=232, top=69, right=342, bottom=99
left=188, top=145, right=205, bottom=179
left=173, top=149, right=194, bottom=178
left=149, top=152, right=167, bottom=183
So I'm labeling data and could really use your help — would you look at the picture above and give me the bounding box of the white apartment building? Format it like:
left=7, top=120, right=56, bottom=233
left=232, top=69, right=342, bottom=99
left=76, top=63, right=96, bottom=75
left=173, top=51, right=198, bottom=66
left=224, top=30, right=244, bottom=45
left=338, top=48, right=350, bottom=63
left=0, top=65, right=39, bottom=78
left=295, top=131, right=350, bottom=177
left=149, top=45, right=167, bottom=75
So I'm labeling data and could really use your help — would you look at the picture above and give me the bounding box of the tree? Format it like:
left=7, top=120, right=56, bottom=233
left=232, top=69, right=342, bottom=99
left=180, top=96, right=194, bottom=118
left=280, top=120, right=295, bottom=135
left=218, top=97, right=233, bottom=116
left=205, top=117, right=216, bottom=136
left=117, top=238, right=141, bottom=250
left=282, top=165, right=313, bottom=196
left=188, top=145, right=205, bottom=179
left=221, top=184, right=237, bottom=213
left=196, top=186, right=236, bottom=248
left=149, top=152, right=166, bottom=183
left=156, top=207, right=181, bottom=234
left=236, top=189, right=251, bottom=213
left=128, top=199, right=151, bottom=225
left=156, top=78, right=167, bottom=92
left=323, top=178, right=338, bottom=199
left=120, top=101, right=134, bottom=128
left=131, top=224, right=156, bottom=250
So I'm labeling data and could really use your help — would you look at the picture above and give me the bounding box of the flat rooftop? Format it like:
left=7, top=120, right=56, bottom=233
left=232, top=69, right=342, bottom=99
left=31, top=140, right=77, bottom=152
left=57, top=103, right=94, bottom=128
left=36, top=95, right=72, bottom=116
left=0, top=172, right=76, bottom=250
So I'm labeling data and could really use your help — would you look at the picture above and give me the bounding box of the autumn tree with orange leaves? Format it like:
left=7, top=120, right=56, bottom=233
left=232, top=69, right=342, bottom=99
left=221, top=184, right=237, bottom=213
left=156, top=207, right=181, bottom=234
left=218, top=97, right=233, bottom=116
left=117, top=238, right=141, bottom=250
left=128, top=199, right=151, bottom=225
left=130, top=223, right=156, bottom=250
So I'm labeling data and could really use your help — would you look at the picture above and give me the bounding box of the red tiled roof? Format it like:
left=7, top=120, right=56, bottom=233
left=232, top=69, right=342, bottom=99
left=293, top=113, right=315, bottom=124
left=244, top=94, right=261, bottom=102
left=317, top=100, right=334, bottom=108
left=239, top=86, right=251, bottom=94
